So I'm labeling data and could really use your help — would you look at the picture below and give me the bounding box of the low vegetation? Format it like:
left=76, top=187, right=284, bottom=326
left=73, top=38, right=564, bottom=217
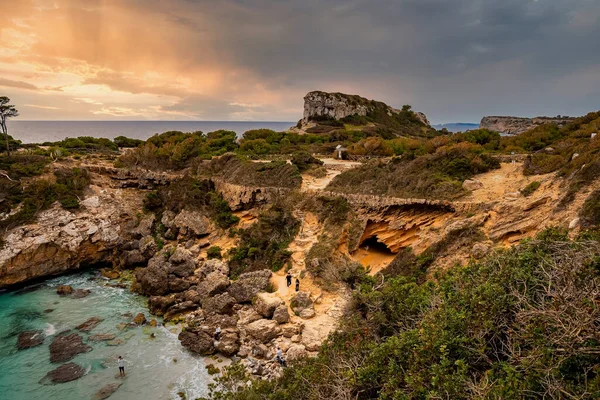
left=228, top=203, right=299, bottom=279
left=204, top=229, right=600, bottom=400
left=519, top=181, right=541, bottom=197
left=327, top=142, right=500, bottom=200
left=0, top=166, right=91, bottom=232
left=580, top=190, right=600, bottom=228
left=143, top=177, right=239, bottom=230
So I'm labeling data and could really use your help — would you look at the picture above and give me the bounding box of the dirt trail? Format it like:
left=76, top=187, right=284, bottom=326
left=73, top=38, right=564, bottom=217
left=301, top=158, right=362, bottom=192
left=270, top=212, right=348, bottom=350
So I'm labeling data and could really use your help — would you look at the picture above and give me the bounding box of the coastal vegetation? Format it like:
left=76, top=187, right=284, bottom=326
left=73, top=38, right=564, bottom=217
left=204, top=229, right=600, bottom=400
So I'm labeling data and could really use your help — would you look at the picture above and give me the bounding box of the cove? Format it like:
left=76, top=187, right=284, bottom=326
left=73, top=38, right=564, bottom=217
left=0, top=271, right=211, bottom=400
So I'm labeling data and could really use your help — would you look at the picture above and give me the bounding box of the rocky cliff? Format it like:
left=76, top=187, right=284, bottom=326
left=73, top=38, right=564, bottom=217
left=301, top=91, right=430, bottom=127
left=480, top=115, right=577, bottom=135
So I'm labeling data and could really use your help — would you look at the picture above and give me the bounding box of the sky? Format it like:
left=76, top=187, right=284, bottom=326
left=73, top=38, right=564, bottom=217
left=1, top=0, right=599, bottom=124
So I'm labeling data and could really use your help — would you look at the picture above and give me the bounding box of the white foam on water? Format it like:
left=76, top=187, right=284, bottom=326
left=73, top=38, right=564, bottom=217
left=44, top=323, right=56, bottom=336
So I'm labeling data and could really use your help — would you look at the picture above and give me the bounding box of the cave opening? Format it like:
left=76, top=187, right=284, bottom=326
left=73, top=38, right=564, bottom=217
left=360, top=236, right=395, bottom=255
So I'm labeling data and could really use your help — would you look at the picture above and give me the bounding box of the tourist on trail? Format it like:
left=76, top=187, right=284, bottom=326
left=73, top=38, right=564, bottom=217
left=295, top=278, right=300, bottom=292
left=214, top=326, right=222, bottom=341
left=118, top=356, right=125, bottom=376
left=286, top=272, right=292, bottom=287
left=275, top=347, right=287, bottom=368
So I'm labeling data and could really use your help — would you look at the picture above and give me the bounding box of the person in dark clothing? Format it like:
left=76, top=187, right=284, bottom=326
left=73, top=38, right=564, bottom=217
left=286, top=273, right=292, bottom=287
left=295, top=278, right=300, bottom=292
left=214, top=326, right=222, bottom=341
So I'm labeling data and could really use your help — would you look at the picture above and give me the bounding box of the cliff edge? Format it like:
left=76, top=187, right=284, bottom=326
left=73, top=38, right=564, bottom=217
left=480, top=115, right=576, bottom=135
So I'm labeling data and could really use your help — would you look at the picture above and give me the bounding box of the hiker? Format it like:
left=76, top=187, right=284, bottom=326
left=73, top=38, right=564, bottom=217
left=295, top=278, right=300, bottom=292
left=214, top=326, right=222, bottom=341
left=118, top=356, right=125, bottom=376
left=286, top=272, right=292, bottom=287
left=274, top=347, right=287, bottom=368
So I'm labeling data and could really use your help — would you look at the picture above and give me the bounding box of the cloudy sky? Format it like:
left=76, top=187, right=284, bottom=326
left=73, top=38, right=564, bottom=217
left=1, top=0, right=599, bottom=123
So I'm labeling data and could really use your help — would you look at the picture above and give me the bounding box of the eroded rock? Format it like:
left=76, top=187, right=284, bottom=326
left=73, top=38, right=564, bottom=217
left=17, top=330, right=45, bottom=350
left=40, top=362, right=86, bottom=384
left=49, top=333, right=92, bottom=363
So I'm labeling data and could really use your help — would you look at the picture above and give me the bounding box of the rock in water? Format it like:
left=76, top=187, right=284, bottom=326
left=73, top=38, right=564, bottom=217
left=93, top=382, right=123, bottom=400
left=178, top=330, right=216, bottom=355
left=88, top=333, right=116, bottom=342
left=39, top=362, right=86, bottom=384
left=73, top=289, right=92, bottom=298
left=49, top=333, right=92, bottom=363
left=17, top=330, right=45, bottom=350
left=56, top=285, right=73, bottom=295
left=76, top=317, right=104, bottom=332
left=132, top=313, right=146, bottom=325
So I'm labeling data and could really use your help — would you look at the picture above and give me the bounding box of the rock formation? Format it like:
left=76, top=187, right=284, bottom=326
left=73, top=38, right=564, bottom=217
left=39, top=362, right=86, bottom=384
left=480, top=115, right=577, bottom=135
left=300, top=91, right=430, bottom=127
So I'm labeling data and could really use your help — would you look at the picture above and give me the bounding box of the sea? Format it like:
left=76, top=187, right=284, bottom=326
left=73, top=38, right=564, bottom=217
left=0, top=272, right=214, bottom=400
left=7, top=121, right=295, bottom=144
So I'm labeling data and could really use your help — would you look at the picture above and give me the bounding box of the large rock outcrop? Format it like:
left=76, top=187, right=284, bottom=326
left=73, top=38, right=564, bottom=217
left=0, top=190, right=143, bottom=288
left=301, top=91, right=430, bottom=127
left=480, top=115, right=577, bottom=135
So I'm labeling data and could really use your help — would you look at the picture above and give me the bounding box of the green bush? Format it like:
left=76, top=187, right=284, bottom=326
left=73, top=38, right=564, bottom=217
left=580, top=190, right=600, bottom=228
left=207, top=246, right=222, bottom=259
left=114, top=136, right=144, bottom=148
left=290, top=151, right=324, bottom=173
left=228, top=204, right=299, bottom=278
left=520, top=181, right=541, bottom=197
left=205, top=231, right=600, bottom=400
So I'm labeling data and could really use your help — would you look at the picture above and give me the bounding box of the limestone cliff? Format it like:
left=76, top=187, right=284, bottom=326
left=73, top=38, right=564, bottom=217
left=301, top=90, right=431, bottom=128
left=480, top=115, right=576, bottom=135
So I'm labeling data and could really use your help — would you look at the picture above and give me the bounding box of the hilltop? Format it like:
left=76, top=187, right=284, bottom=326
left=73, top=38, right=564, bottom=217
left=294, top=91, right=437, bottom=138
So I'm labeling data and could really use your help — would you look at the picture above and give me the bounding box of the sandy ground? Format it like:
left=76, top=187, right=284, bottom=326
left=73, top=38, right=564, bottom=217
left=269, top=212, right=348, bottom=348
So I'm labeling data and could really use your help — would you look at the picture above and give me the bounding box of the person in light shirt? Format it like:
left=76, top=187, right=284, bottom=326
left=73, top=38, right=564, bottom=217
left=118, top=356, right=125, bottom=376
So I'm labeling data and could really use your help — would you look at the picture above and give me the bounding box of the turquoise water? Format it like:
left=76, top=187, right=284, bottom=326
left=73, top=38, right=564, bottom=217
left=0, top=272, right=211, bottom=400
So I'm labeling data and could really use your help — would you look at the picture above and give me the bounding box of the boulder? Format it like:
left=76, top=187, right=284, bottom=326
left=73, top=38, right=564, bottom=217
left=236, top=305, right=263, bottom=325
left=298, top=308, right=315, bottom=319
left=290, top=292, right=314, bottom=317
left=196, top=272, right=230, bottom=299
left=88, top=334, right=116, bottom=342
left=253, top=293, right=284, bottom=318
left=228, top=270, right=272, bottom=303
left=202, top=293, right=237, bottom=315
left=139, top=236, right=158, bottom=259
left=148, top=295, right=177, bottom=316
left=39, top=362, right=86, bottom=384
left=72, top=289, right=91, bottom=299
left=135, top=262, right=169, bottom=296
left=168, top=276, right=191, bottom=293
left=214, top=329, right=240, bottom=356
left=471, top=243, right=491, bottom=260
left=17, top=330, right=45, bottom=350
left=56, top=285, right=73, bottom=296
left=76, top=317, right=104, bottom=332
left=132, top=215, right=155, bottom=239
left=132, top=313, right=147, bottom=325
left=173, top=210, right=212, bottom=238
left=93, top=382, right=123, bottom=400
left=246, top=319, right=282, bottom=343
left=167, top=248, right=196, bottom=278
left=122, top=249, right=146, bottom=267
left=164, top=301, right=198, bottom=321
left=178, top=330, right=215, bottom=355
left=272, top=305, right=290, bottom=324
left=286, top=344, right=307, bottom=361
left=462, top=179, right=483, bottom=191
left=100, top=269, right=120, bottom=280
left=49, top=333, right=92, bottom=363
left=196, top=259, right=229, bottom=279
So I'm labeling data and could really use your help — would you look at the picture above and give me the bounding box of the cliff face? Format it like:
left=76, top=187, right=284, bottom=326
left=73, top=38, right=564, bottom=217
left=302, top=91, right=430, bottom=127
left=480, top=115, right=576, bottom=135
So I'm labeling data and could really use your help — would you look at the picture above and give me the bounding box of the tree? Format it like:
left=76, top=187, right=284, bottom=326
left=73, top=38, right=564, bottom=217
left=0, top=97, right=19, bottom=156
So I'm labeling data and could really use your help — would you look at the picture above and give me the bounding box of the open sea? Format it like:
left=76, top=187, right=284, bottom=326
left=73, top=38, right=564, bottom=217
left=7, top=121, right=295, bottom=144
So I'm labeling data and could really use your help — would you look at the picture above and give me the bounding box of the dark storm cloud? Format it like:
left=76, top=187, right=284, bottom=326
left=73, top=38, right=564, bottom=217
left=165, top=0, right=600, bottom=121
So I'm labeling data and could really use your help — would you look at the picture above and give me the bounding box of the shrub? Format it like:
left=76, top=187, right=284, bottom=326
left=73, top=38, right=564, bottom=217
left=228, top=204, right=299, bottom=278
left=207, top=246, right=222, bottom=259
left=291, top=151, right=324, bottom=173
left=580, top=190, right=600, bottom=228
left=520, top=181, right=541, bottom=197
left=114, top=136, right=144, bottom=148
left=205, top=231, right=600, bottom=400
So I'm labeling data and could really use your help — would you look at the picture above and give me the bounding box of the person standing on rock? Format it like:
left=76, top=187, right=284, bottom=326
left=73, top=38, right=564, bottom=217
left=118, top=356, right=125, bottom=376
left=275, top=347, right=287, bottom=368
left=295, top=278, right=300, bottom=292
left=214, top=326, right=222, bottom=341
left=286, top=272, right=292, bottom=287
